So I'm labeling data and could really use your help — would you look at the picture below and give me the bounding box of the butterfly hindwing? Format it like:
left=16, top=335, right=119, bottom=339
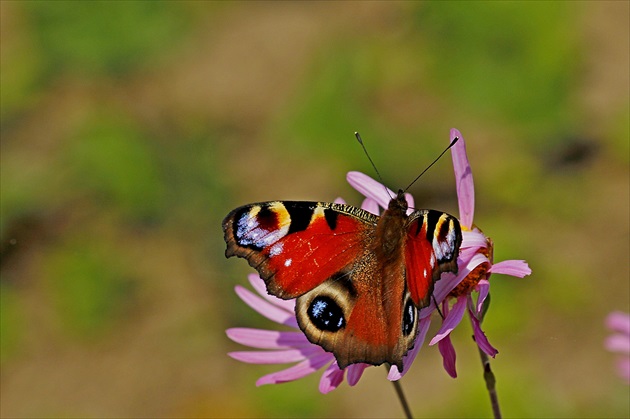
left=295, top=262, right=418, bottom=370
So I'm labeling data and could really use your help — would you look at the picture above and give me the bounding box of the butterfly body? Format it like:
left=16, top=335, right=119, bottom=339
left=223, top=190, right=462, bottom=370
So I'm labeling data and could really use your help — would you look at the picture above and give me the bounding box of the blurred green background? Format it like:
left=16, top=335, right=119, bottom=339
left=1, top=1, right=628, bottom=418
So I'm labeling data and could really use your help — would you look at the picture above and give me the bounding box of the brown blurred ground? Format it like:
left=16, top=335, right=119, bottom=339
left=1, top=2, right=628, bottom=418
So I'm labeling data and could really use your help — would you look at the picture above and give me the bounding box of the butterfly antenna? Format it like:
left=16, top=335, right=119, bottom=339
left=355, top=132, right=392, bottom=199
left=403, top=136, right=459, bottom=192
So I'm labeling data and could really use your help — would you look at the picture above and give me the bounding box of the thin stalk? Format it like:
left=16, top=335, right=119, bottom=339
left=476, top=346, right=501, bottom=418
left=386, top=365, right=413, bottom=419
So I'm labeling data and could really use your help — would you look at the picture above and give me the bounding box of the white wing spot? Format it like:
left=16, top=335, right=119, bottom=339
left=433, top=232, right=454, bottom=262
left=269, top=242, right=284, bottom=257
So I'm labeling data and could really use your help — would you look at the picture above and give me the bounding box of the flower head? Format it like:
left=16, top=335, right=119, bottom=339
left=427, top=128, right=531, bottom=378
left=605, top=311, right=630, bottom=384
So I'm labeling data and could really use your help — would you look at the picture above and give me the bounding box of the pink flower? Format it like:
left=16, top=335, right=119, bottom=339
left=426, top=128, right=532, bottom=378
left=346, top=130, right=531, bottom=380
left=605, top=311, right=630, bottom=384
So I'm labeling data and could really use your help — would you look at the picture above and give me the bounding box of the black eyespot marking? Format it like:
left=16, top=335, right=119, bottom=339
left=308, top=296, right=345, bottom=332
left=402, top=298, right=416, bottom=336
left=286, top=203, right=313, bottom=234
left=324, top=208, right=338, bottom=231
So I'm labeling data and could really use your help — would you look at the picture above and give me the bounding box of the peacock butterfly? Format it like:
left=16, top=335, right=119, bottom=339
left=222, top=187, right=462, bottom=371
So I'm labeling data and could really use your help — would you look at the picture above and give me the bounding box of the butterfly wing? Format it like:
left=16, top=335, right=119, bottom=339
left=223, top=201, right=461, bottom=371
left=294, top=253, right=419, bottom=370
left=404, top=209, right=462, bottom=308
left=223, top=201, right=416, bottom=370
left=223, top=201, right=378, bottom=299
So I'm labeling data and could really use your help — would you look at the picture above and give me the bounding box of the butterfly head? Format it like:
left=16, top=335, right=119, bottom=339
left=388, top=189, right=409, bottom=214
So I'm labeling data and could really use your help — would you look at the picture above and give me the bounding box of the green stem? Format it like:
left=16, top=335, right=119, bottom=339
left=477, top=346, right=501, bottom=419
left=387, top=365, right=413, bottom=419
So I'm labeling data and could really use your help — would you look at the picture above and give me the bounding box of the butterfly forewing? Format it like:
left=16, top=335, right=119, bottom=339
left=405, top=210, right=462, bottom=307
left=223, top=201, right=378, bottom=299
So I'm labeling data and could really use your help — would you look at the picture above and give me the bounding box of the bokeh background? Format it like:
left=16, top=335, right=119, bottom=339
left=1, top=1, right=628, bottom=418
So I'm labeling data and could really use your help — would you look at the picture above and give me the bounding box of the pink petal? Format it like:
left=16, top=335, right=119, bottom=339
left=461, top=251, right=490, bottom=275
left=438, top=335, right=458, bottom=378
left=430, top=296, right=467, bottom=345
left=234, top=285, right=299, bottom=328
left=319, top=362, right=345, bottom=394
left=226, top=328, right=310, bottom=349
left=450, top=128, right=475, bottom=228
left=422, top=253, right=489, bottom=319
left=334, top=197, right=346, bottom=204
left=388, top=316, right=432, bottom=380
left=461, top=230, right=488, bottom=252
left=489, top=260, right=531, bottom=278
left=420, top=274, right=458, bottom=319
left=347, top=363, right=369, bottom=386
left=606, top=312, right=630, bottom=335
left=605, top=334, right=630, bottom=354
left=458, top=246, right=484, bottom=264
left=247, top=274, right=296, bottom=313
left=403, top=192, right=415, bottom=213
left=470, top=312, right=498, bottom=357
left=255, top=352, right=334, bottom=386
left=440, top=299, right=450, bottom=318
left=346, top=171, right=393, bottom=210
left=475, top=279, right=490, bottom=317
left=361, top=197, right=381, bottom=215
left=229, top=347, right=320, bottom=364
